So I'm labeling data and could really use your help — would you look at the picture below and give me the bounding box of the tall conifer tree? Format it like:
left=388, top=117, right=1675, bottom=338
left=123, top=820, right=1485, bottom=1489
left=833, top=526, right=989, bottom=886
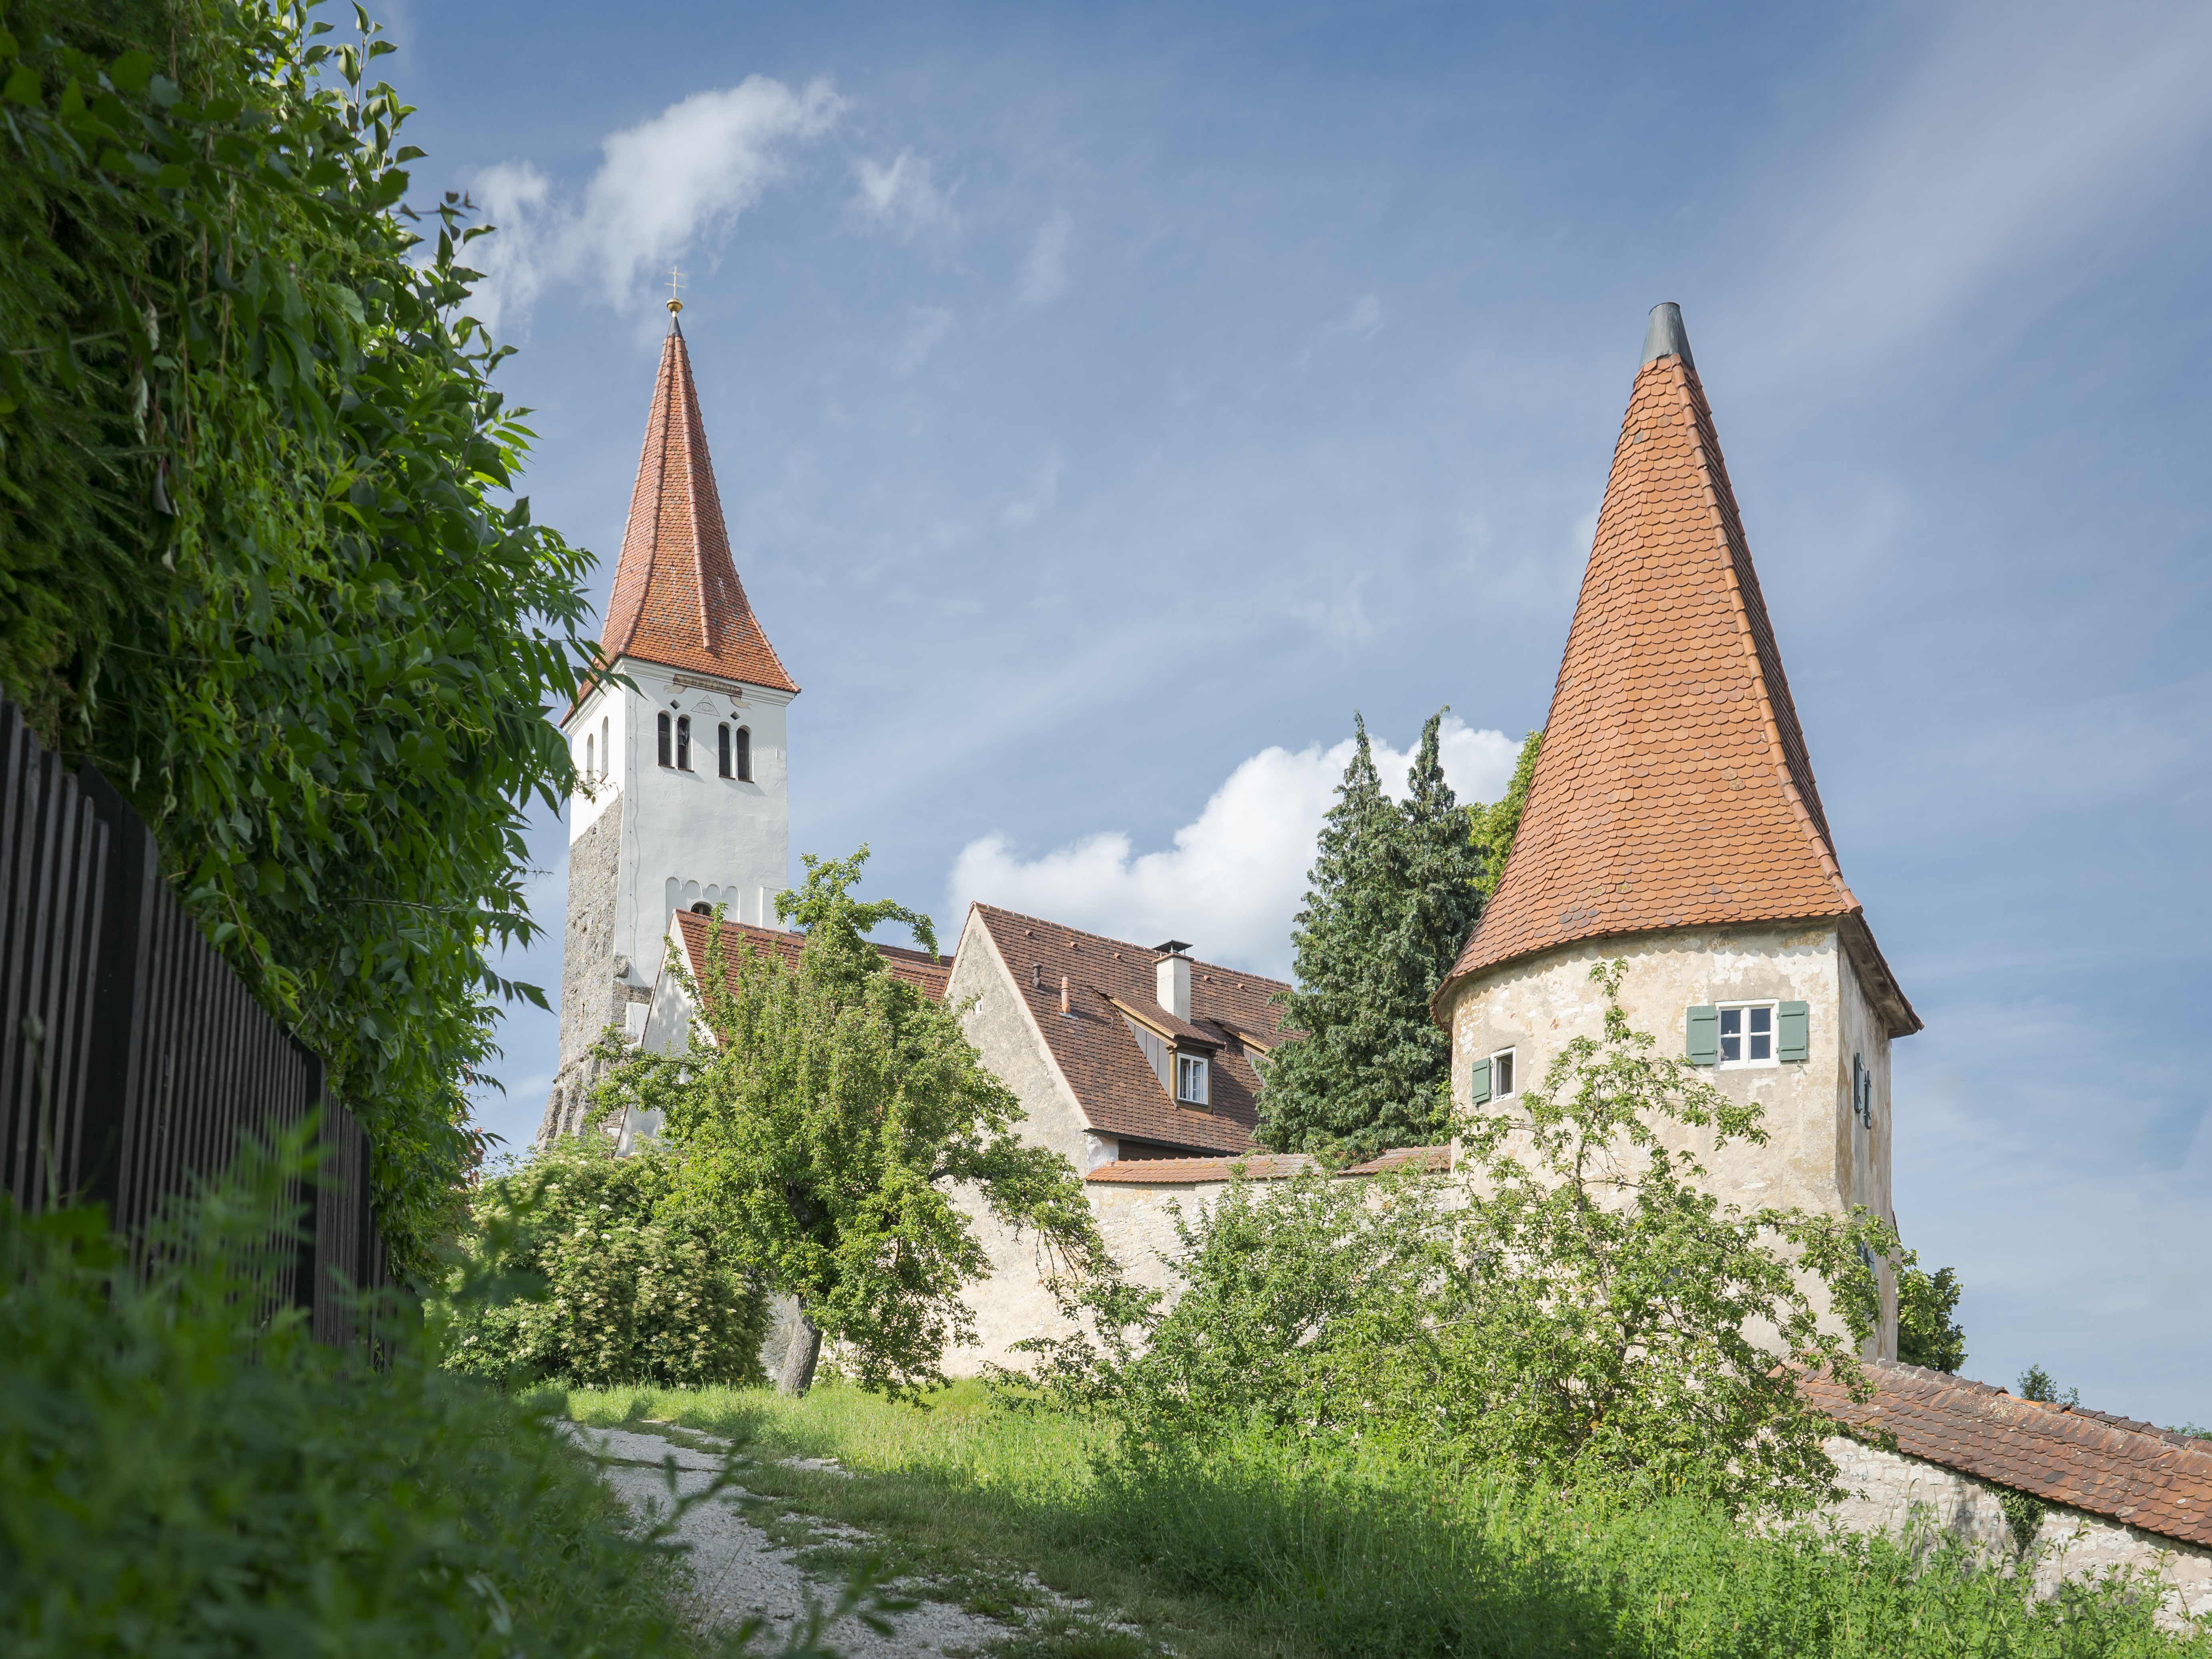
left=1258, top=711, right=1487, bottom=1160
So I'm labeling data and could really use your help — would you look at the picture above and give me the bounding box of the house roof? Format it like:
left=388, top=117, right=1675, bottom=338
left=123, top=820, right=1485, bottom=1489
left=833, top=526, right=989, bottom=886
left=1803, top=1360, right=2212, bottom=1548
left=968, top=904, right=1290, bottom=1156
left=1436, top=307, right=1918, bottom=1038
left=595, top=317, right=797, bottom=695
left=669, top=910, right=951, bottom=1004
left=1083, top=1144, right=1451, bottom=1185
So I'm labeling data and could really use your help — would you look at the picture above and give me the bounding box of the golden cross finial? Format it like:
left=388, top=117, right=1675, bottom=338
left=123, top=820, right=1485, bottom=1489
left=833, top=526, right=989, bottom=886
left=666, top=262, right=685, bottom=315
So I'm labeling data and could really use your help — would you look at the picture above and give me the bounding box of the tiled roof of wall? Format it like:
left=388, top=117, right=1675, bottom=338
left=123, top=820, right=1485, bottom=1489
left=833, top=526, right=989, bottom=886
left=669, top=910, right=951, bottom=1004
left=1084, top=1144, right=1451, bottom=1184
left=970, top=904, right=1289, bottom=1155
left=1436, top=331, right=1917, bottom=1037
left=597, top=319, right=797, bottom=694
left=1804, top=1360, right=2212, bottom=1548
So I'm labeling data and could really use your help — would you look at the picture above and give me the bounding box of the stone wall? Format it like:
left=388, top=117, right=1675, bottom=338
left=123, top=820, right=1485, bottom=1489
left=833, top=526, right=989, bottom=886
left=1823, top=1435, right=2212, bottom=1629
left=536, top=797, right=641, bottom=1144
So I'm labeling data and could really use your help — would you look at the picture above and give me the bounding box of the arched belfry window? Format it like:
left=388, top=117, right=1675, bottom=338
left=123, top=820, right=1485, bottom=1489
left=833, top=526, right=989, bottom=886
left=584, top=732, right=594, bottom=779
left=675, top=715, right=692, bottom=771
left=717, top=723, right=732, bottom=778
left=735, top=726, right=752, bottom=783
left=656, top=711, right=672, bottom=767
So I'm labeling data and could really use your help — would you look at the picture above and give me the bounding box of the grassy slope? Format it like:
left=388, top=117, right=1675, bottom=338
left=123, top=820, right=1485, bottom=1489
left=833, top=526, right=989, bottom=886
left=557, top=1381, right=2212, bottom=1659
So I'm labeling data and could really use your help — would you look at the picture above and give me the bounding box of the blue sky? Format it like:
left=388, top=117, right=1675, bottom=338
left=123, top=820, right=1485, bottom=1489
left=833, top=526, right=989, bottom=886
left=383, top=1, right=2211, bottom=1422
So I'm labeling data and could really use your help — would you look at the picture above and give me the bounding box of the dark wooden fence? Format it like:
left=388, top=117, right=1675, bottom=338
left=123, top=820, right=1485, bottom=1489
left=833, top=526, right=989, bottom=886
left=0, top=702, right=385, bottom=1341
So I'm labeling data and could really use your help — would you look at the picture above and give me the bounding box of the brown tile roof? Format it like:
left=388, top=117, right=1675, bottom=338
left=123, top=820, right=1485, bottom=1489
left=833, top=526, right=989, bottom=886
left=969, top=904, right=1289, bottom=1156
left=1803, top=1360, right=2212, bottom=1547
left=1087, top=1153, right=1318, bottom=1184
left=669, top=910, right=951, bottom=1004
left=1085, top=1144, right=1452, bottom=1184
left=597, top=319, right=797, bottom=695
left=1340, top=1144, right=1453, bottom=1176
left=1436, top=332, right=1919, bottom=1038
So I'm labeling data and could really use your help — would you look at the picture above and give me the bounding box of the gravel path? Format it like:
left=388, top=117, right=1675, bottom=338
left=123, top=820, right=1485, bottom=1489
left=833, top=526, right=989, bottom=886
left=563, top=1421, right=1020, bottom=1657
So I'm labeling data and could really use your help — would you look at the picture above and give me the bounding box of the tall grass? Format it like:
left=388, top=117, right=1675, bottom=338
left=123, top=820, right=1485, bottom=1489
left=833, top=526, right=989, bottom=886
left=564, top=1380, right=2212, bottom=1659
left=0, top=1142, right=749, bottom=1658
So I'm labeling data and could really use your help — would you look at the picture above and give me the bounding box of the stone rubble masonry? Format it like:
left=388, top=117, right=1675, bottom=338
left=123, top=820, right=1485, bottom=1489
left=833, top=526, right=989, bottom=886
left=535, top=795, right=639, bottom=1145
left=1822, top=1435, right=2212, bottom=1630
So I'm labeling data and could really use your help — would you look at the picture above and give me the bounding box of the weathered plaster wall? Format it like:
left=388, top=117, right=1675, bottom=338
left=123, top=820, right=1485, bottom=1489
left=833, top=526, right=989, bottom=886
left=943, top=909, right=1108, bottom=1372
left=1823, top=1437, right=2212, bottom=1629
left=1445, top=925, right=1897, bottom=1354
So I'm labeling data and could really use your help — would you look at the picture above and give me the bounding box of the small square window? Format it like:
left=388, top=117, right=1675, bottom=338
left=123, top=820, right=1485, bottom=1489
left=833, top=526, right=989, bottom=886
left=1175, top=1054, right=1210, bottom=1106
left=1717, top=1002, right=1776, bottom=1068
left=1490, top=1047, right=1516, bottom=1098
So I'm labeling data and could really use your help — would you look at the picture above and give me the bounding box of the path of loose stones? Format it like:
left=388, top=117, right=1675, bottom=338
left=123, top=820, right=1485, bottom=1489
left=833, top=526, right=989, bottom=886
left=563, top=1421, right=1121, bottom=1658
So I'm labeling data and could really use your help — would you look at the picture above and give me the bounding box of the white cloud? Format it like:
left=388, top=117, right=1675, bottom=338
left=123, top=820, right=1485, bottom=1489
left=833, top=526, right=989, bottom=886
left=1016, top=207, right=1072, bottom=307
left=466, top=76, right=843, bottom=331
left=945, top=716, right=1519, bottom=977
left=852, top=148, right=957, bottom=240
left=1000, top=454, right=1062, bottom=527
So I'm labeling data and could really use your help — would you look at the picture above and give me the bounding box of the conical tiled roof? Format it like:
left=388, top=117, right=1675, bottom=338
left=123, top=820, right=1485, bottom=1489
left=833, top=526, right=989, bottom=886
left=597, top=316, right=797, bottom=693
left=1439, top=307, right=1914, bottom=1032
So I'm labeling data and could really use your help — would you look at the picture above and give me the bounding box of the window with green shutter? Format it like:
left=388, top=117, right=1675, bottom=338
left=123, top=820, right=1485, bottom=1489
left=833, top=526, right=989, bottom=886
left=1686, top=1005, right=1719, bottom=1065
left=1778, top=1001, right=1809, bottom=1062
left=1469, top=1056, right=1492, bottom=1105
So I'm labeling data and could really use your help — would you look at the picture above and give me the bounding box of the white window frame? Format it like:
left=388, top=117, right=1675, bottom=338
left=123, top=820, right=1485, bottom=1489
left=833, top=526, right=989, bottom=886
left=1489, top=1046, right=1517, bottom=1099
left=1175, top=1052, right=1210, bottom=1106
left=1715, top=1000, right=1780, bottom=1069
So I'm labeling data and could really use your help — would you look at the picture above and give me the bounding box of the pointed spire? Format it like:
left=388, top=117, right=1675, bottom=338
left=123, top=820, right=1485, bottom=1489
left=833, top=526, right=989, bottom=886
left=1440, top=305, right=1896, bottom=1004
left=597, top=319, right=797, bottom=693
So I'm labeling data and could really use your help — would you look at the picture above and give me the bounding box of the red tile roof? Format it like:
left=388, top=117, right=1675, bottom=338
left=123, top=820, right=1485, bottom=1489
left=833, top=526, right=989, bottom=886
left=1436, top=339, right=1918, bottom=1037
left=969, top=904, right=1290, bottom=1156
left=1803, top=1361, right=2212, bottom=1547
left=597, top=319, right=797, bottom=694
left=1083, top=1144, right=1450, bottom=1184
left=1340, top=1144, right=1453, bottom=1176
left=669, top=910, right=950, bottom=1004
left=1087, top=1152, right=1317, bottom=1184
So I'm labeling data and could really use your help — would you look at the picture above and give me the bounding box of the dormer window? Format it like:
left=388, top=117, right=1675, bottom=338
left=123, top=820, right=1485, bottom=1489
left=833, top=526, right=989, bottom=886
left=1175, top=1053, right=1210, bottom=1106
left=675, top=715, right=693, bottom=770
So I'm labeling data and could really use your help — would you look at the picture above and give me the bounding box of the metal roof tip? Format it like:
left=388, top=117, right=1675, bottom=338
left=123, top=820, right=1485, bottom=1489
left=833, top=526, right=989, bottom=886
left=1639, top=301, right=1694, bottom=370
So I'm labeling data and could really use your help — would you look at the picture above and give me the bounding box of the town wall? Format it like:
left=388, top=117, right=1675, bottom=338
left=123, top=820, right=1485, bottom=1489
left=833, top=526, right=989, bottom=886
left=1822, top=1435, right=2212, bottom=1630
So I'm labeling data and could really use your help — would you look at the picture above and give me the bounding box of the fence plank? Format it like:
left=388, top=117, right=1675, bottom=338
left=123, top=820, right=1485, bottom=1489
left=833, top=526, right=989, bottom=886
left=0, top=704, right=385, bottom=1342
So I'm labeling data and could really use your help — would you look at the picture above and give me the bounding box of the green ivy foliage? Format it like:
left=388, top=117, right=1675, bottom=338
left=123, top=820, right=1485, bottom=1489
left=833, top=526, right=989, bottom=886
left=0, top=0, right=600, bottom=1274
left=445, top=1127, right=770, bottom=1390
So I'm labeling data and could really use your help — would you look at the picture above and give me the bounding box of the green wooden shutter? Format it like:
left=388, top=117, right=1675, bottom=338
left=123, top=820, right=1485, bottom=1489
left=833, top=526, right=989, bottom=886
left=1777, top=1001, right=1809, bottom=1062
left=1686, top=1006, right=1719, bottom=1065
left=1469, top=1057, right=1492, bottom=1105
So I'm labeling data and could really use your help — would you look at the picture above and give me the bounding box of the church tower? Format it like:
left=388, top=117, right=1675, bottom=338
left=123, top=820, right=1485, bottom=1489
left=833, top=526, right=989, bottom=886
left=538, top=301, right=798, bottom=1141
left=1433, top=303, right=1921, bottom=1353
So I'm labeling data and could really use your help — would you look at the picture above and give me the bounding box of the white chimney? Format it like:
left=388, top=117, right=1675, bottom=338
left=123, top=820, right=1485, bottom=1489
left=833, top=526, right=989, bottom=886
left=1155, top=951, right=1191, bottom=1021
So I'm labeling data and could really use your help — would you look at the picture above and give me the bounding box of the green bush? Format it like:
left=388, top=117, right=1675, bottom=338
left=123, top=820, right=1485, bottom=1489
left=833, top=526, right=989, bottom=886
left=0, top=1138, right=748, bottom=1657
left=445, top=1125, right=771, bottom=1389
